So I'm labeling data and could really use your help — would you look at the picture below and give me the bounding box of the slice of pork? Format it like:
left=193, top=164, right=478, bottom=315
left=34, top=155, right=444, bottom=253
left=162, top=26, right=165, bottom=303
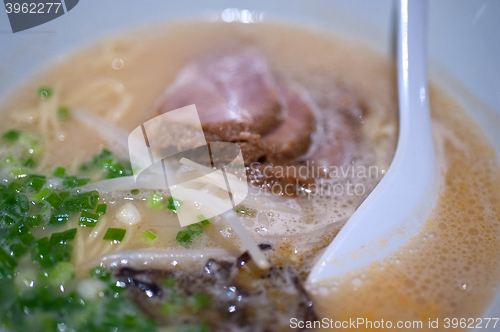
left=155, top=52, right=366, bottom=196
left=157, top=52, right=284, bottom=141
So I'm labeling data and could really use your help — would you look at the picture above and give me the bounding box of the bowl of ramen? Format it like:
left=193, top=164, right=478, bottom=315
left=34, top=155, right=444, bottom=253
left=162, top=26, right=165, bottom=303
left=0, top=0, right=499, bottom=331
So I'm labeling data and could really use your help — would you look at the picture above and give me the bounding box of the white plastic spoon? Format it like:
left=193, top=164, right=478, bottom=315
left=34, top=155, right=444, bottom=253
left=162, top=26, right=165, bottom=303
left=308, top=0, right=437, bottom=284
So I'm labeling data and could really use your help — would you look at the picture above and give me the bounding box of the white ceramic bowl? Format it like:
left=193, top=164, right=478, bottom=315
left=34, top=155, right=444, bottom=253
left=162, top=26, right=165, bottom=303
left=1, top=0, right=499, bottom=328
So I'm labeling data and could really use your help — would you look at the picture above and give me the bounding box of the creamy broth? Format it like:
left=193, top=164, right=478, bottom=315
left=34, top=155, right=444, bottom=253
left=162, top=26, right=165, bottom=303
left=312, top=89, right=500, bottom=330
left=1, top=21, right=499, bottom=331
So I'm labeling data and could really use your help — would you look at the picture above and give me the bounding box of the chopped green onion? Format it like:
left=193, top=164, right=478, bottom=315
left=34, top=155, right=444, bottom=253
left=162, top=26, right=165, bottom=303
left=38, top=87, right=53, bottom=99
left=187, top=224, right=203, bottom=236
left=161, top=303, right=179, bottom=316
left=45, top=193, right=63, bottom=210
left=16, top=194, right=30, bottom=212
left=2, top=155, right=15, bottom=165
left=130, top=189, right=139, bottom=195
left=2, top=129, right=21, bottom=141
left=197, top=214, right=211, bottom=226
left=1, top=214, right=17, bottom=226
left=57, top=106, right=70, bottom=119
left=103, top=228, right=126, bottom=242
left=10, top=224, right=35, bottom=244
left=235, top=206, right=248, bottom=214
left=31, top=188, right=51, bottom=202
left=89, top=266, right=111, bottom=281
left=59, top=191, right=70, bottom=200
left=166, top=196, right=181, bottom=213
left=23, top=158, right=36, bottom=168
left=0, top=246, right=18, bottom=271
left=164, top=276, right=175, bottom=288
left=49, top=228, right=77, bottom=245
left=8, top=182, right=23, bottom=192
left=24, top=174, right=46, bottom=190
left=63, top=176, right=90, bottom=188
left=47, top=261, right=75, bottom=286
left=52, top=167, right=66, bottom=177
left=64, top=190, right=99, bottom=211
left=1, top=194, right=18, bottom=211
left=9, top=242, right=26, bottom=258
left=26, top=215, right=42, bottom=227
left=142, top=229, right=157, bottom=241
left=51, top=243, right=72, bottom=264
left=79, top=211, right=99, bottom=227
left=147, top=193, right=164, bottom=210
left=190, top=293, right=210, bottom=312
left=80, top=148, right=133, bottom=179
left=8, top=167, right=28, bottom=179
left=96, top=203, right=107, bottom=215
left=49, top=211, right=70, bottom=225
left=31, top=237, right=52, bottom=267
left=176, top=230, right=192, bottom=245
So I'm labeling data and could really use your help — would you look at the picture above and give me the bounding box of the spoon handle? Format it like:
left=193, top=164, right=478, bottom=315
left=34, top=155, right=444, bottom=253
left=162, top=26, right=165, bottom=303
left=398, top=0, right=433, bottom=158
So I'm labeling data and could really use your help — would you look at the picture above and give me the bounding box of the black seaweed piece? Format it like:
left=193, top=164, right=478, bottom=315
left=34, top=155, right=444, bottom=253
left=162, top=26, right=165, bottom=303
left=116, top=267, right=163, bottom=298
left=115, top=257, right=318, bottom=332
left=236, top=243, right=273, bottom=267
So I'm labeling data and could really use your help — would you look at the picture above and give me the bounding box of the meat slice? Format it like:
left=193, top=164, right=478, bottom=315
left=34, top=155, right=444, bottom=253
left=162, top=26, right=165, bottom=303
left=258, top=82, right=318, bottom=164
left=156, top=53, right=318, bottom=164
left=155, top=52, right=367, bottom=196
left=157, top=52, right=284, bottom=141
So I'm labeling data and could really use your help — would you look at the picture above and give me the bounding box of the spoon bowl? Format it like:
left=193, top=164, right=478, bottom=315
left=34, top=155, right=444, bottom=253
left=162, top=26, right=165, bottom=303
left=308, top=0, right=437, bottom=284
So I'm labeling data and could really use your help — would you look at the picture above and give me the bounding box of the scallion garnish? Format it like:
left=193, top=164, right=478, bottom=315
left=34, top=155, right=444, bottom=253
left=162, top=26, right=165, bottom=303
left=57, top=106, right=70, bottom=119
left=2, top=129, right=21, bottom=141
left=130, top=189, right=139, bottom=195
left=103, top=228, right=126, bottom=242
left=26, top=215, right=42, bottom=227
left=24, top=174, right=46, bottom=190
left=142, top=229, right=157, bottom=241
left=53, top=167, right=66, bottom=177
left=9, top=243, right=26, bottom=258
left=59, top=191, right=70, bottom=200
left=96, top=203, right=107, bottom=215
left=166, top=196, right=181, bottom=213
left=62, top=176, right=90, bottom=188
left=147, top=193, right=164, bottom=210
left=78, top=211, right=99, bottom=227
left=31, top=236, right=73, bottom=268
left=45, top=193, right=63, bottom=210
left=49, top=228, right=77, bottom=245
left=187, top=224, right=203, bottom=236
left=38, top=87, right=53, bottom=99
left=16, top=194, right=30, bottom=213
left=197, top=214, right=211, bottom=226
left=191, top=293, right=210, bottom=312
left=164, top=276, right=175, bottom=288
left=80, top=149, right=133, bottom=179
left=89, top=265, right=111, bottom=281
left=235, top=206, right=248, bottom=214
left=12, top=225, right=35, bottom=245
left=49, top=211, right=70, bottom=225
left=64, top=190, right=99, bottom=211
left=31, top=188, right=51, bottom=202
left=175, top=230, right=192, bottom=245
left=0, top=246, right=18, bottom=272
left=23, top=158, right=36, bottom=168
